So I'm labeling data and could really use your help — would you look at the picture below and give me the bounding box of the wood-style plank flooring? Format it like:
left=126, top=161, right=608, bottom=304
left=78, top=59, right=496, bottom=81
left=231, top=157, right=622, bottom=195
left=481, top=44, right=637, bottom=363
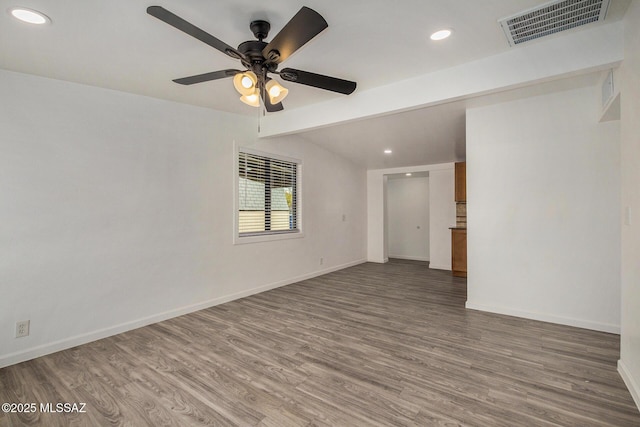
left=1, top=259, right=639, bottom=426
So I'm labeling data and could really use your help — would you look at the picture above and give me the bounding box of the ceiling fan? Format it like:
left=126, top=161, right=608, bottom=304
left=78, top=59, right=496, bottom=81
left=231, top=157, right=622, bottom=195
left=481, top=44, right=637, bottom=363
left=147, top=5, right=357, bottom=112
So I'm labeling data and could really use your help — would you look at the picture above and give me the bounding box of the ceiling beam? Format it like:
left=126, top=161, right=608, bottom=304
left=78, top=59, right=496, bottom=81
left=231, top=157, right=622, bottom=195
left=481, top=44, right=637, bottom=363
left=258, top=21, right=623, bottom=138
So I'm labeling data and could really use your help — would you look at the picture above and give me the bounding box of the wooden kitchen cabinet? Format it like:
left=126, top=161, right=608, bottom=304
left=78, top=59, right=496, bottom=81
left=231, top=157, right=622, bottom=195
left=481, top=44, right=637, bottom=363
left=455, top=162, right=466, bottom=202
left=451, top=228, right=467, bottom=278
left=452, top=161, right=467, bottom=278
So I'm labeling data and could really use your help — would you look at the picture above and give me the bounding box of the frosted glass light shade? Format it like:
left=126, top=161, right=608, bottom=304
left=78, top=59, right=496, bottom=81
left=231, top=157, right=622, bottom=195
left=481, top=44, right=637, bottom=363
left=239, top=90, right=260, bottom=107
left=265, top=80, right=288, bottom=104
left=233, top=71, right=257, bottom=96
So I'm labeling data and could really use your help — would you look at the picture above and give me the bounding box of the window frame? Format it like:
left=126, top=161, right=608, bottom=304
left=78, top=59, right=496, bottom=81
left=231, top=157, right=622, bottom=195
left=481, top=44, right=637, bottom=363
left=233, top=145, right=303, bottom=245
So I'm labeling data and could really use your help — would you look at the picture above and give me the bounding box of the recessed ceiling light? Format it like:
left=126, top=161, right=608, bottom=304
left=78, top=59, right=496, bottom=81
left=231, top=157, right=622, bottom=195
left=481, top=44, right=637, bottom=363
left=430, top=29, right=452, bottom=41
left=9, top=7, right=50, bottom=25
left=405, top=173, right=412, bottom=177
left=384, top=149, right=392, bottom=154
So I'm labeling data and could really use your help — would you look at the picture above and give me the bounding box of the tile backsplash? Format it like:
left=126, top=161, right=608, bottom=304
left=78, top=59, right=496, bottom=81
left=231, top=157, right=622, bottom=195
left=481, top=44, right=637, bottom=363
left=456, top=202, right=467, bottom=228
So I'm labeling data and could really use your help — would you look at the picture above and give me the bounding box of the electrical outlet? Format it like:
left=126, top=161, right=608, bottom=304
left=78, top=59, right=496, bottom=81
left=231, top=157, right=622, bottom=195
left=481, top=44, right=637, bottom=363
left=16, top=320, right=30, bottom=338
left=320, top=257, right=324, bottom=265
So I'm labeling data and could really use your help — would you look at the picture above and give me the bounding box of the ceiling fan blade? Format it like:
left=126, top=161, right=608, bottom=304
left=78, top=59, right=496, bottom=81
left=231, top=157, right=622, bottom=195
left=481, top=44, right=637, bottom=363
left=262, top=7, right=328, bottom=64
left=147, top=6, right=245, bottom=60
left=172, top=69, right=241, bottom=85
left=279, top=68, right=356, bottom=95
left=260, top=89, right=284, bottom=112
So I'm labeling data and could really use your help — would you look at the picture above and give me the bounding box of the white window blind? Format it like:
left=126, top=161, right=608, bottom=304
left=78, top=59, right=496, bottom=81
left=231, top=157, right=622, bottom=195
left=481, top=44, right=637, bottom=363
left=238, top=151, right=299, bottom=237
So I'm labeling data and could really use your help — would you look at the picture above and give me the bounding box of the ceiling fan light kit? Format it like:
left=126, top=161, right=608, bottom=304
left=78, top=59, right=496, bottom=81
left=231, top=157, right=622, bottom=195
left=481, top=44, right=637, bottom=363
left=147, top=5, right=356, bottom=112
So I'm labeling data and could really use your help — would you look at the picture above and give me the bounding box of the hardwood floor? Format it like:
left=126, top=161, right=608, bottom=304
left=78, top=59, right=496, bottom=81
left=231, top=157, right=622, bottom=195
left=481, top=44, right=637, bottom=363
left=1, top=259, right=639, bottom=426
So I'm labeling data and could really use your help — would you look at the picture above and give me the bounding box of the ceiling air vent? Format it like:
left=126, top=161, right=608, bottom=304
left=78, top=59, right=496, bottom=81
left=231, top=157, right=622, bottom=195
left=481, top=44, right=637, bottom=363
left=499, top=0, right=610, bottom=46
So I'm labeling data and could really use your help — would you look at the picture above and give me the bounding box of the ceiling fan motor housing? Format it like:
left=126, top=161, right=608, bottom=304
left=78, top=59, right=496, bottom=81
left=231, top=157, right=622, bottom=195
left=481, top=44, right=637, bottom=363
left=237, top=40, right=277, bottom=74
left=246, top=20, right=281, bottom=71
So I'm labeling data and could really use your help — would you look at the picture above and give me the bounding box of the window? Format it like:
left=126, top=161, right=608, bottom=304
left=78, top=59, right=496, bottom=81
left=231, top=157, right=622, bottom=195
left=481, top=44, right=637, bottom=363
left=237, top=149, right=300, bottom=239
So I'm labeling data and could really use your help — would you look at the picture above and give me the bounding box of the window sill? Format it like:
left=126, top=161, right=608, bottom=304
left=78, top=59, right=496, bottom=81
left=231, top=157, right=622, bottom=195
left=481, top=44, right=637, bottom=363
left=233, top=231, right=304, bottom=245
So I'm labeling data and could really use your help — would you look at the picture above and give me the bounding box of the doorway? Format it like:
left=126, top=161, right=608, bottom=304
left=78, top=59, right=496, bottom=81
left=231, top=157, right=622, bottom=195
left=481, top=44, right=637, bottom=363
left=386, top=173, right=430, bottom=262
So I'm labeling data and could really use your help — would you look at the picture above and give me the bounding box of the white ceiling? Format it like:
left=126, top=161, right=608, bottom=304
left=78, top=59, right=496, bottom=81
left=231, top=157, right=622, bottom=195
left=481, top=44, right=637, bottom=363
left=0, top=0, right=630, bottom=169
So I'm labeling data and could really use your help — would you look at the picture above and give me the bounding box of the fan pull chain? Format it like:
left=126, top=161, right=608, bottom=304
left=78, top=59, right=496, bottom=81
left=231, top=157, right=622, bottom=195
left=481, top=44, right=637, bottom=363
left=257, top=103, right=261, bottom=133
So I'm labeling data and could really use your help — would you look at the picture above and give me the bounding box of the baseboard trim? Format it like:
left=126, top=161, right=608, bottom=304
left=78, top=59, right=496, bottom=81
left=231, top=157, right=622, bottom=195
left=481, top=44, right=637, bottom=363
left=465, top=301, right=620, bottom=334
left=618, top=359, right=640, bottom=412
left=429, top=263, right=451, bottom=271
left=388, top=255, right=429, bottom=262
left=0, top=259, right=367, bottom=369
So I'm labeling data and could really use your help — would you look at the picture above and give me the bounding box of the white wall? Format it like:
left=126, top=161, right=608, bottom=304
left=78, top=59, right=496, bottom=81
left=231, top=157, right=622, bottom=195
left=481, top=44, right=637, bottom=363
left=387, top=177, right=430, bottom=261
left=466, top=85, right=621, bottom=333
left=428, top=169, right=456, bottom=270
left=366, top=172, right=387, bottom=263
left=618, top=0, right=640, bottom=410
left=0, top=69, right=367, bottom=367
